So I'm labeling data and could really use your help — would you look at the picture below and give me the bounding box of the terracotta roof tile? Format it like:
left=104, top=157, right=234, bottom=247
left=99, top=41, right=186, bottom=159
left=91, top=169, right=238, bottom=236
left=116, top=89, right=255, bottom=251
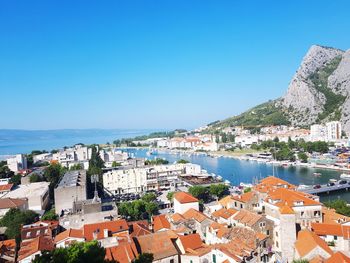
left=212, top=208, right=238, bottom=219
left=18, top=236, right=54, bottom=261
left=153, top=214, right=170, bottom=232
left=0, top=184, right=13, bottom=192
left=54, top=229, right=84, bottom=243
left=135, top=230, right=178, bottom=261
left=325, top=251, right=350, bottom=263
left=295, top=230, right=333, bottom=258
left=0, top=197, right=27, bottom=209
left=322, top=207, right=350, bottom=224
left=174, top=192, right=198, bottom=204
left=83, top=219, right=128, bottom=241
left=233, top=209, right=262, bottom=226
left=105, top=240, right=138, bottom=263
left=171, top=213, right=185, bottom=223
left=311, top=223, right=350, bottom=239
left=183, top=208, right=209, bottom=223
left=178, top=233, right=203, bottom=251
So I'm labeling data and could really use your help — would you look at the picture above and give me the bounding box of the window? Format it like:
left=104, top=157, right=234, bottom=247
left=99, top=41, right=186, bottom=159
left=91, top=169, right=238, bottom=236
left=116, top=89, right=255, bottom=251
left=240, top=204, right=243, bottom=209
left=275, top=231, right=278, bottom=237
left=234, top=202, right=237, bottom=207
left=26, top=232, right=31, bottom=238
left=170, top=260, right=174, bottom=263
left=334, top=236, right=338, bottom=240
left=276, top=241, right=279, bottom=248
left=266, top=230, right=270, bottom=236
left=212, top=254, right=216, bottom=263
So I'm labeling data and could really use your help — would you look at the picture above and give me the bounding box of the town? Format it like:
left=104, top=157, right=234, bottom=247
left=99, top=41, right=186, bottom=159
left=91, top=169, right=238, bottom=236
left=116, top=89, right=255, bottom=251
left=0, top=124, right=349, bottom=262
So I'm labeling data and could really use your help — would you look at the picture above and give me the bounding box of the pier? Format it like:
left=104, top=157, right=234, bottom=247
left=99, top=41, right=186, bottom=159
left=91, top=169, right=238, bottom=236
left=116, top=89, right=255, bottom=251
left=299, top=180, right=350, bottom=195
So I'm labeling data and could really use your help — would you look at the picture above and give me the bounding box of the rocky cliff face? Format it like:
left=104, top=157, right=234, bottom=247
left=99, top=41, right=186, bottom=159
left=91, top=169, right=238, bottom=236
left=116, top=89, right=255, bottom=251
left=211, top=45, right=350, bottom=133
left=281, top=45, right=344, bottom=126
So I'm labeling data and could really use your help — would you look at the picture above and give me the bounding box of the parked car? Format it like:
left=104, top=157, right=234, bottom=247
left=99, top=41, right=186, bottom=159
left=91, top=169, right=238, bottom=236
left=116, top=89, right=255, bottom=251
left=313, top=184, right=321, bottom=189
left=339, top=180, right=347, bottom=185
left=327, top=182, right=335, bottom=187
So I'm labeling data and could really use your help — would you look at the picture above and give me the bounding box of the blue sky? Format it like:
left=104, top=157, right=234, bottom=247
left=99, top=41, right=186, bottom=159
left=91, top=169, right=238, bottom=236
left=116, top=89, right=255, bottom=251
left=1, top=1, right=350, bottom=130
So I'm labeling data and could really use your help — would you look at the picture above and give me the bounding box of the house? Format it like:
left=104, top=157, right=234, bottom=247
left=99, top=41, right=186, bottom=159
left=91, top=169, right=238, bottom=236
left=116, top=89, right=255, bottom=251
left=82, top=219, right=129, bottom=248
left=21, top=221, right=59, bottom=241
left=128, top=220, right=151, bottom=238
left=227, top=191, right=259, bottom=211
left=152, top=214, right=171, bottom=232
left=0, top=239, right=16, bottom=262
left=18, top=236, right=54, bottom=263
left=0, top=183, right=13, bottom=197
left=105, top=239, right=139, bottom=263
left=311, top=222, right=350, bottom=252
left=173, top=192, right=199, bottom=214
left=54, top=229, right=84, bottom=248
left=211, top=208, right=238, bottom=225
left=134, top=230, right=179, bottom=263
left=0, top=198, right=28, bottom=218
left=6, top=154, right=27, bottom=173
left=3, top=182, right=50, bottom=212
left=325, top=251, right=350, bottom=263
left=321, top=207, right=350, bottom=225
left=182, top=208, right=213, bottom=239
left=294, top=230, right=333, bottom=262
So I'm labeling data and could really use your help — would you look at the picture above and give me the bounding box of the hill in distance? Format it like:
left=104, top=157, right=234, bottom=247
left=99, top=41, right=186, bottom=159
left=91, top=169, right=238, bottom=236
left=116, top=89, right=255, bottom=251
left=211, top=45, right=350, bottom=132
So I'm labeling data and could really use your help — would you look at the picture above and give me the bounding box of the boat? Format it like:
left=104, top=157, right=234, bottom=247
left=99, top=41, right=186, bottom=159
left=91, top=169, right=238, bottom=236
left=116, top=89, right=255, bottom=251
left=340, top=173, right=350, bottom=179
left=313, top=172, right=321, bottom=177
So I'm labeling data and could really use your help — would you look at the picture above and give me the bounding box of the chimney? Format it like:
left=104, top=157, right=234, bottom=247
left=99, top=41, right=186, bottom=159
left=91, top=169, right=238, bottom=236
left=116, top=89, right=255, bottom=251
left=104, top=229, right=109, bottom=238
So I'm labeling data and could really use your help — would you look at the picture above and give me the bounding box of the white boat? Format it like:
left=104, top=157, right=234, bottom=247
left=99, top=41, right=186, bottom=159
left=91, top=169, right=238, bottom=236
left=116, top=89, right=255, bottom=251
left=340, top=173, right=350, bottom=179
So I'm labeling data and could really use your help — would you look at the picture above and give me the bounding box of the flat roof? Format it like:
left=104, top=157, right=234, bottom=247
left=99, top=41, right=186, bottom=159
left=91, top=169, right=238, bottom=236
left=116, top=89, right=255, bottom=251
left=3, top=182, right=49, bottom=198
left=57, top=170, right=86, bottom=188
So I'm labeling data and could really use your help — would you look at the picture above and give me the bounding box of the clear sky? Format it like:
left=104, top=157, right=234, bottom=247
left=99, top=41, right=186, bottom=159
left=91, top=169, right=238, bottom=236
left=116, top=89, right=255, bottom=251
left=1, top=1, right=350, bottom=130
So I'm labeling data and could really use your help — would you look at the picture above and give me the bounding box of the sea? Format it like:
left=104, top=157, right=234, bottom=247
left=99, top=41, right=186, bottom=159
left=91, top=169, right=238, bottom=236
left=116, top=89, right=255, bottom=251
left=127, top=148, right=350, bottom=202
left=0, top=129, right=157, bottom=157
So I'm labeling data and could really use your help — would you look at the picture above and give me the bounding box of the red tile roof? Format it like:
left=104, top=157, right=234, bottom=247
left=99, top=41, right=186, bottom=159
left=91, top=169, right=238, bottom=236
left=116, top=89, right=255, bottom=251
left=18, top=236, right=54, bottom=261
left=311, top=223, right=350, bottom=239
left=174, top=192, right=198, bottom=204
left=183, top=208, right=210, bottom=223
left=128, top=221, right=151, bottom=237
left=0, top=183, right=13, bottom=192
left=54, top=229, right=84, bottom=243
left=153, top=214, right=170, bottom=232
left=325, top=251, right=350, bottom=263
left=295, top=230, right=333, bottom=258
left=83, top=219, right=129, bottom=241
left=212, top=208, right=238, bottom=219
left=0, top=197, right=27, bottom=209
left=105, top=240, right=139, bottom=263
left=178, top=233, right=203, bottom=251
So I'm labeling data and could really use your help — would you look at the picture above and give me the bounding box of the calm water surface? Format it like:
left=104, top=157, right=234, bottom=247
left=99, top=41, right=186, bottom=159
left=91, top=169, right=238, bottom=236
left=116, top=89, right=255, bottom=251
left=128, top=148, right=350, bottom=202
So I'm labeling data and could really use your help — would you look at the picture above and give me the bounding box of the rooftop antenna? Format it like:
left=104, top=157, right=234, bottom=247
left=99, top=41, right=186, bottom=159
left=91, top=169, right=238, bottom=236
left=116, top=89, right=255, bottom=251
left=91, top=174, right=100, bottom=203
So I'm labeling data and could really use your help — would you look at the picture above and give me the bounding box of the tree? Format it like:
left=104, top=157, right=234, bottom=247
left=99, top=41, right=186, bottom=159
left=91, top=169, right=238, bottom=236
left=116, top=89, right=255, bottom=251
left=133, top=253, right=154, bottom=263
left=111, top=161, right=121, bottom=167
left=30, top=173, right=43, bottom=183
left=88, top=146, right=105, bottom=176
left=292, top=260, right=309, bottom=263
left=33, top=241, right=108, bottom=263
left=244, top=187, right=252, bottom=193
left=145, top=202, right=159, bottom=217
left=189, top=186, right=209, bottom=202
left=118, top=199, right=159, bottom=221
left=42, top=208, right=58, bottom=221
left=44, top=163, right=66, bottom=199
left=177, top=159, right=189, bottom=164
left=209, top=184, right=229, bottom=199
left=9, top=173, right=21, bottom=186
left=0, top=161, right=14, bottom=179
left=166, top=192, right=174, bottom=202
left=141, top=193, right=157, bottom=203
left=0, top=208, right=38, bottom=239
left=298, top=152, right=308, bottom=163
left=69, top=163, right=83, bottom=171
left=324, top=199, right=350, bottom=216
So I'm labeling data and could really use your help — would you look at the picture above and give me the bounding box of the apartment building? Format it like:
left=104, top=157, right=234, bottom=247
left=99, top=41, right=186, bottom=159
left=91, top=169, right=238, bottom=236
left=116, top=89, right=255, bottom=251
left=52, top=145, right=92, bottom=169
left=6, top=154, right=27, bottom=172
left=103, top=163, right=201, bottom=194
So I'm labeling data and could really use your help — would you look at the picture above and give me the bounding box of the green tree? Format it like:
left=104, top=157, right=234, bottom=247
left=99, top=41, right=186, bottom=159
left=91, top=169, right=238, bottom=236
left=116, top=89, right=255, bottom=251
left=298, top=152, right=308, bottom=163
left=30, top=173, right=43, bottom=183
left=145, top=202, right=159, bottom=217
left=69, top=163, right=83, bottom=171
left=41, top=208, right=58, bottom=221
left=133, top=253, right=154, bottom=263
left=88, top=146, right=105, bottom=176
left=324, top=199, right=350, bottom=216
left=166, top=192, right=174, bottom=202
left=141, top=193, right=157, bottom=203
left=177, top=159, right=189, bottom=164
left=292, top=260, right=309, bottom=263
left=0, top=208, right=38, bottom=239
left=9, top=173, right=21, bottom=186
left=33, top=241, right=108, bottom=263
left=244, top=187, right=252, bottom=193
left=188, top=186, right=209, bottom=202
left=209, top=184, right=229, bottom=199
left=0, top=161, right=14, bottom=179
left=111, top=161, right=121, bottom=167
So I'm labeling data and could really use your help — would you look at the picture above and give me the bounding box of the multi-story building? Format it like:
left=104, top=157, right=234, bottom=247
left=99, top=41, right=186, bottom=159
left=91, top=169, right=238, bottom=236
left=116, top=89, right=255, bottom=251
left=54, top=170, right=87, bottom=214
left=310, top=124, right=327, bottom=141
left=326, top=121, right=342, bottom=141
left=52, top=145, right=92, bottom=169
left=6, top=154, right=27, bottom=172
left=103, top=163, right=201, bottom=194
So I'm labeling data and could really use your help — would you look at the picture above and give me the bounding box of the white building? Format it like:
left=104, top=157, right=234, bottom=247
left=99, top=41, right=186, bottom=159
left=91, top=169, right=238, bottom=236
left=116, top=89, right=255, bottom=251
left=173, top=192, right=199, bottom=214
left=310, top=124, right=327, bottom=141
left=326, top=121, right=342, bottom=141
left=52, top=145, right=92, bottom=168
left=103, top=163, right=201, bottom=194
left=32, top=153, right=52, bottom=164
left=2, top=182, right=50, bottom=212
left=6, top=154, right=27, bottom=172
left=99, top=149, right=129, bottom=167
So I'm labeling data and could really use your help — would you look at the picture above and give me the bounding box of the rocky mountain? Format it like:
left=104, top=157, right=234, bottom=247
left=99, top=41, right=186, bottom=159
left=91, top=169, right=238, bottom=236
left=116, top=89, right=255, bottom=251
left=211, top=45, right=350, bottom=133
